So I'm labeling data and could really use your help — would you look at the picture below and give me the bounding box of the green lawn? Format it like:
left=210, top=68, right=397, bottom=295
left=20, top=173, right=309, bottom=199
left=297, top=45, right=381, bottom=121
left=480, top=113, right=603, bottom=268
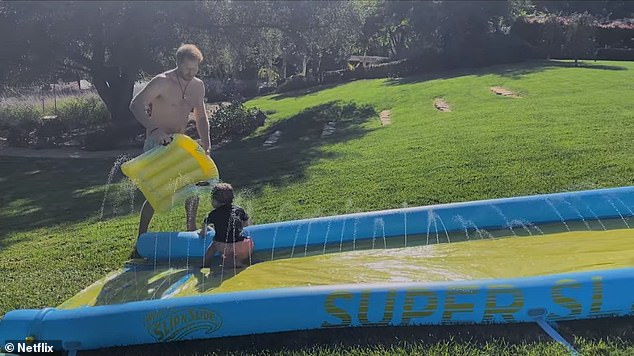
left=2, top=59, right=634, bottom=354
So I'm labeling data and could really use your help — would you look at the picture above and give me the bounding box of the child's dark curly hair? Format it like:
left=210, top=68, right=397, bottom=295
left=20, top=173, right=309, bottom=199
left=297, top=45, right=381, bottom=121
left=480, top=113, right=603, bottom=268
left=212, top=183, right=234, bottom=205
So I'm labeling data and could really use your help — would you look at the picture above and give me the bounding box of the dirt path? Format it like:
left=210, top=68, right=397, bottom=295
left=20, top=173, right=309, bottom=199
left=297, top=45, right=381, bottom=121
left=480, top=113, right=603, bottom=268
left=490, top=86, right=521, bottom=98
left=433, top=98, right=451, bottom=112
left=380, top=110, right=391, bottom=125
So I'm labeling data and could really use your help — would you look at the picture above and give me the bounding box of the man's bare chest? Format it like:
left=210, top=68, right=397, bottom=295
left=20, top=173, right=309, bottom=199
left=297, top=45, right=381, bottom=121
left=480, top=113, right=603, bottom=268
left=155, top=85, right=196, bottom=109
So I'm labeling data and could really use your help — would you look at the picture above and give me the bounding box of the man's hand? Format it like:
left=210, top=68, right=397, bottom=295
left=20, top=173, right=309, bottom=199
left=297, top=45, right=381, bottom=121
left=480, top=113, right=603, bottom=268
left=150, top=128, right=172, bottom=145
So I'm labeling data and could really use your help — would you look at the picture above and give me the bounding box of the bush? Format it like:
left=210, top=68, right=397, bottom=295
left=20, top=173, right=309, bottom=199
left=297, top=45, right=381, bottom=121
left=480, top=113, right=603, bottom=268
left=321, top=69, right=345, bottom=84
left=462, top=34, right=539, bottom=67
left=596, top=25, right=634, bottom=49
left=56, top=94, right=110, bottom=127
left=257, top=84, right=277, bottom=96
left=323, top=35, right=534, bottom=86
left=596, top=47, right=634, bottom=60
left=208, top=102, right=266, bottom=143
left=277, top=75, right=317, bottom=93
left=35, top=116, right=68, bottom=148
left=204, top=78, right=259, bottom=102
left=0, top=104, right=42, bottom=147
left=348, top=59, right=415, bottom=80
left=0, top=94, right=110, bottom=148
left=511, top=16, right=569, bottom=59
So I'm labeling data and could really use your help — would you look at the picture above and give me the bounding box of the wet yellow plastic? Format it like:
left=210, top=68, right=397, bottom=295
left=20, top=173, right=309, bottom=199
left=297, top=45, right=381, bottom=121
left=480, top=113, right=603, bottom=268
left=59, top=228, right=634, bottom=309
left=209, top=228, right=634, bottom=294
left=121, top=134, right=219, bottom=213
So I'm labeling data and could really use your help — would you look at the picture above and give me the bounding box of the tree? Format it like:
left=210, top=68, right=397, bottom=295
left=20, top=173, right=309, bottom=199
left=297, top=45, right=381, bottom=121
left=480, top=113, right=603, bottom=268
left=255, top=1, right=366, bottom=79
left=364, top=1, right=437, bottom=59
left=564, top=13, right=596, bottom=66
left=0, top=1, right=204, bottom=129
left=359, top=0, right=510, bottom=62
left=533, top=1, right=634, bottom=20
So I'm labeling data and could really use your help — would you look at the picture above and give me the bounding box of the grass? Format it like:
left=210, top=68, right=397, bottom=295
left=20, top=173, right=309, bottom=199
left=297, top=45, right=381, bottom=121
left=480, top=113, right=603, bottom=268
left=2, top=59, right=634, bottom=354
left=83, top=318, right=634, bottom=355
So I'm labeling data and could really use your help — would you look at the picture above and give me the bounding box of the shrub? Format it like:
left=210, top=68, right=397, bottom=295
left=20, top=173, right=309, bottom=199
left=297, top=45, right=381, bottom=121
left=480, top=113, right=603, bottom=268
left=35, top=116, right=67, bottom=148
left=596, top=47, right=634, bottom=60
left=352, top=59, right=415, bottom=79
left=321, top=69, right=345, bottom=84
left=56, top=94, right=110, bottom=127
left=204, top=78, right=259, bottom=102
left=277, top=75, right=317, bottom=93
left=0, top=93, right=110, bottom=147
left=596, top=25, right=634, bottom=49
left=0, top=104, right=42, bottom=147
left=208, top=102, right=266, bottom=143
left=463, top=34, right=539, bottom=67
left=257, top=84, right=277, bottom=96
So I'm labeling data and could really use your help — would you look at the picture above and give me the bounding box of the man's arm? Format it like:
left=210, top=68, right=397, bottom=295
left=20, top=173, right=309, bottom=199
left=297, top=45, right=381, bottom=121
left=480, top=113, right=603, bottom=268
left=193, top=81, right=211, bottom=154
left=129, top=77, right=163, bottom=131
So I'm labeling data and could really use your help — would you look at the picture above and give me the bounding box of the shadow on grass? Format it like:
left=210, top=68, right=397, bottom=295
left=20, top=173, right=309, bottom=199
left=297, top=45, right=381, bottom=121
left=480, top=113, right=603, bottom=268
left=269, top=83, right=341, bottom=100
left=84, top=315, right=634, bottom=356
left=385, top=59, right=628, bottom=86
left=213, top=101, right=377, bottom=193
left=0, top=101, right=377, bottom=245
left=0, top=157, right=139, bottom=248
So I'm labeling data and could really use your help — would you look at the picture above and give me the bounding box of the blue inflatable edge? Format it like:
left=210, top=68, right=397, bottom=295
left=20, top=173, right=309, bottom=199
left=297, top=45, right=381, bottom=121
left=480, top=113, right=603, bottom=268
left=2, top=186, right=634, bottom=351
left=1, top=268, right=633, bottom=351
left=137, top=186, right=634, bottom=260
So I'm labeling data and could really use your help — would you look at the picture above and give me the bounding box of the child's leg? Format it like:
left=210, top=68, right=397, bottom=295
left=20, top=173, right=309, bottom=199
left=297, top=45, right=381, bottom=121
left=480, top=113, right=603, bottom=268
left=221, top=256, right=245, bottom=268
left=220, top=248, right=236, bottom=267
left=202, top=242, right=217, bottom=268
left=236, top=238, right=254, bottom=266
left=228, top=238, right=254, bottom=268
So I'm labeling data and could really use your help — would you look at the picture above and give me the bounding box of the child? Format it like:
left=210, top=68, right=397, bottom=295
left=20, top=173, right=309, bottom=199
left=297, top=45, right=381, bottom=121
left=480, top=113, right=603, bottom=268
left=200, top=183, right=254, bottom=268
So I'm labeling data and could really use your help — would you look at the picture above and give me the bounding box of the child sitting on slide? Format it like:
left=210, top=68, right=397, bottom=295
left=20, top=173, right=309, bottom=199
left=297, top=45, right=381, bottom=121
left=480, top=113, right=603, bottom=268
left=200, top=183, right=254, bottom=268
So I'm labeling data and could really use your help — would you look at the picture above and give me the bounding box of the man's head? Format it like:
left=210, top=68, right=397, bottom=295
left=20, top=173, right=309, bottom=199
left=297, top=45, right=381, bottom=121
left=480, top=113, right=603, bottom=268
left=176, top=44, right=203, bottom=81
left=212, top=183, right=234, bottom=208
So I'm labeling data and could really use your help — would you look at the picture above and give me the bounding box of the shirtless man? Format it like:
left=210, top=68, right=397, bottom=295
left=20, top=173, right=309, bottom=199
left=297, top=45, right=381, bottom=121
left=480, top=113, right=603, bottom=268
left=129, top=44, right=210, bottom=239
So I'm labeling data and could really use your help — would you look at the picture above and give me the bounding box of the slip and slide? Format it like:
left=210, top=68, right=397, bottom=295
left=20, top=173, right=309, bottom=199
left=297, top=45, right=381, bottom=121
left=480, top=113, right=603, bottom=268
left=1, top=137, right=633, bottom=355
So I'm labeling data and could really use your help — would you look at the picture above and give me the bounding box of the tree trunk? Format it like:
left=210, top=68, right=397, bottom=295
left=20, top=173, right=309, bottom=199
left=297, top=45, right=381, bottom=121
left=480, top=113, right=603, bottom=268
left=91, top=66, right=141, bottom=132
left=301, top=55, right=307, bottom=76
left=315, top=54, right=322, bottom=82
left=282, top=56, right=287, bottom=79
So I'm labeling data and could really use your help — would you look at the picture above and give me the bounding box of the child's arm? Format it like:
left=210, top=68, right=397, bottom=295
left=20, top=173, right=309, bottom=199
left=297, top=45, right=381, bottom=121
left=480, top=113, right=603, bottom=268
left=237, top=207, right=252, bottom=227
left=199, top=218, right=208, bottom=238
left=199, top=213, right=214, bottom=238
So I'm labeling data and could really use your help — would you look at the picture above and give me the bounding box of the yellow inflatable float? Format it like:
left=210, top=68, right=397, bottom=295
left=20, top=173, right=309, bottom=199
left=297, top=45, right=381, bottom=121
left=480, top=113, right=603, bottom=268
left=121, top=134, right=219, bottom=213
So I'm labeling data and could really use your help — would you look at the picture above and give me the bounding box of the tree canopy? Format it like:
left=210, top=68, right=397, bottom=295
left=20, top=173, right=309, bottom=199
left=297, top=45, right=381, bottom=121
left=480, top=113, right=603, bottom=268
left=1, top=0, right=628, bottom=128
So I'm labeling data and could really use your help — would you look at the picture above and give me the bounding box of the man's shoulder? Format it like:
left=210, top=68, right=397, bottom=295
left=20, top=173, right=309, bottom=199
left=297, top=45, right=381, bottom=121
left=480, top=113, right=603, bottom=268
left=151, top=72, right=172, bottom=83
left=193, top=77, right=204, bottom=87
left=143, top=73, right=172, bottom=90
